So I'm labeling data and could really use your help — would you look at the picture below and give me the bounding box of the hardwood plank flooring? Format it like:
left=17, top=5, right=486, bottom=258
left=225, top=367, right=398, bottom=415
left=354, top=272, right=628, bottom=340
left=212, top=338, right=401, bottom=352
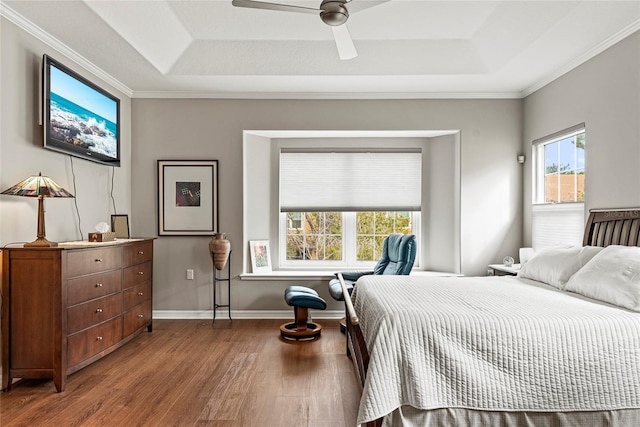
left=0, top=319, right=361, bottom=427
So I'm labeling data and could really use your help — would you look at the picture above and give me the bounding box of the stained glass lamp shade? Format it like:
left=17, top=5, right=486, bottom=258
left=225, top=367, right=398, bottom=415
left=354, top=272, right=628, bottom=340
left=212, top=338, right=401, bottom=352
left=1, top=172, right=74, bottom=247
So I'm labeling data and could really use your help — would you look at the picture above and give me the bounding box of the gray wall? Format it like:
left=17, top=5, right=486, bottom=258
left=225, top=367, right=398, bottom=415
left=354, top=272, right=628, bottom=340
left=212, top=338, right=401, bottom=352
left=132, top=98, right=523, bottom=313
left=522, top=31, right=640, bottom=245
left=2, top=13, right=552, bottom=316
left=0, top=18, right=132, bottom=247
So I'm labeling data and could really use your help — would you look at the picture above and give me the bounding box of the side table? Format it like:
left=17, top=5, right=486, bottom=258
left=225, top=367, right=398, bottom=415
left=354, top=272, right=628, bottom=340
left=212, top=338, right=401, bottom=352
left=488, top=263, right=521, bottom=276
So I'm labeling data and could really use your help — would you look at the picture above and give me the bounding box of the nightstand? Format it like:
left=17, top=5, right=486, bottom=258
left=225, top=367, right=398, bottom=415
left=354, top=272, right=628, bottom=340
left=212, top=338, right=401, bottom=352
left=488, top=263, right=521, bottom=276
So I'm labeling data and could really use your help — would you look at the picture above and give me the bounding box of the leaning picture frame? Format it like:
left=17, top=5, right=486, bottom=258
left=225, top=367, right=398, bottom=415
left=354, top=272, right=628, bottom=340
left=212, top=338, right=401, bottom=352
left=111, top=214, right=130, bottom=238
left=249, top=240, right=272, bottom=273
left=158, top=160, right=219, bottom=236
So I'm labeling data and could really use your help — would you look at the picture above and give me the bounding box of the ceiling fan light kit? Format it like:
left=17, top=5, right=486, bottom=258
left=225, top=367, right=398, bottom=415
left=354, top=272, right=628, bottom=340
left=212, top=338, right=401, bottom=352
left=232, top=0, right=388, bottom=60
left=320, top=0, right=349, bottom=26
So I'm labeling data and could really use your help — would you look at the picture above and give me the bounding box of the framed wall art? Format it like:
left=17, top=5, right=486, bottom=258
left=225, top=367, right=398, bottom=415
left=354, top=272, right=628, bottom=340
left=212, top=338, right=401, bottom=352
left=158, top=160, right=219, bottom=236
left=249, top=240, right=272, bottom=273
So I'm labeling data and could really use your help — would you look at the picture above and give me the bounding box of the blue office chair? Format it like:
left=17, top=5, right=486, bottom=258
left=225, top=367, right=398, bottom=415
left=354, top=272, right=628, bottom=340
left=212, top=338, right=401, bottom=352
left=328, top=233, right=417, bottom=329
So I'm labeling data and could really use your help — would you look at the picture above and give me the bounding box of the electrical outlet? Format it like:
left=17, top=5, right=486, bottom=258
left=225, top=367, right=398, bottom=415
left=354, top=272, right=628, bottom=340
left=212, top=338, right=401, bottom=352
left=186, top=269, right=194, bottom=280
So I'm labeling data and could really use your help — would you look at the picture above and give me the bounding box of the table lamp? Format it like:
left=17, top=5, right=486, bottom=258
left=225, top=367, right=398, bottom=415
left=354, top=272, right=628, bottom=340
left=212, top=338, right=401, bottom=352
left=1, top=172, right=74, bottom=247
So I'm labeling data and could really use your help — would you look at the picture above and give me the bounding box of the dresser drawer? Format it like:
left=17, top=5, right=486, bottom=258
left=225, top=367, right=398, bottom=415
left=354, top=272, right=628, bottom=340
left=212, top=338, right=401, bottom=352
left=67, top=293, right=123, bottom=334
left=123, top=300, right=152, bottom=337
left=67, top=269, right=122, bottom=306
left=123, top=261, right=152, bottom=289
left=66, top=247, right=122, bottom=277
left=123, top=241, right=153, bottom=267
left=67, top=316, right=123, bottom=367
left=123, top=281, right=151, bottom=311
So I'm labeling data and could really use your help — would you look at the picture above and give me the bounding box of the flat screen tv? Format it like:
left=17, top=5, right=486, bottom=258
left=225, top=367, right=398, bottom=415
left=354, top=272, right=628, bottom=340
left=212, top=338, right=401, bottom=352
left=43, top=54, right=120, bottom=166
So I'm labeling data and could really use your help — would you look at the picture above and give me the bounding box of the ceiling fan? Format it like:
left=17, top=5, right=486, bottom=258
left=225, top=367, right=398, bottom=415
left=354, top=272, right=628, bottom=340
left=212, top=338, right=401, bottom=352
left=231, top=0, right=389, bottom=60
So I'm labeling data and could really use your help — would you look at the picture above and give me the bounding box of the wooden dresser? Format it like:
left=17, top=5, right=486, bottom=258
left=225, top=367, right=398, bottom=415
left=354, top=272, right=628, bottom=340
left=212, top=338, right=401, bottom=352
left=1, top=238, right=154, bottom=392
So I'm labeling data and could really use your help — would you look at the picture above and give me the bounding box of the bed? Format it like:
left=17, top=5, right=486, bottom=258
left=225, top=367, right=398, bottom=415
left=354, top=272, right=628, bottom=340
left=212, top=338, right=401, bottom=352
left=340, top=208, right=640, bottom=427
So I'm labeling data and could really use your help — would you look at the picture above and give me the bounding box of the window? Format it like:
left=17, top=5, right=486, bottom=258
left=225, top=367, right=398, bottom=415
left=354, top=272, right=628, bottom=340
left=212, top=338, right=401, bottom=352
left=279, top=150, right=421, bottom=267
left=283, top=211, right=418, bottom=265
left=532, top=124, right=585, bottom=249
left=538, top=130, right=585, bottom=203
left=285, top=212, right=342, bottom=261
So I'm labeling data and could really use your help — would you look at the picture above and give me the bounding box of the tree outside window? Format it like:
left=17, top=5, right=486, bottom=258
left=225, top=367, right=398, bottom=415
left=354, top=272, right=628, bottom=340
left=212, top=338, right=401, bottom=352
left=286, top=212, right=342, bottom=261
left=286, top=211, right=413, bottom=262
left=356, top=212, right=412, bottom=260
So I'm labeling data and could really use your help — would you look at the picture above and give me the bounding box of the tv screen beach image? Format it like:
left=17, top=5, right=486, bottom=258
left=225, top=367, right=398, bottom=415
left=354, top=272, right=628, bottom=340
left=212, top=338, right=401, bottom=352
left=48, top=64, right=118, bottom=158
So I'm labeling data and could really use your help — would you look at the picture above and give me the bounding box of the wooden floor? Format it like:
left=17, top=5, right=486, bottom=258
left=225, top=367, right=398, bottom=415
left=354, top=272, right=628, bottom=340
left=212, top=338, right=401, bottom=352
left=0, top=319, right=361, bottom=426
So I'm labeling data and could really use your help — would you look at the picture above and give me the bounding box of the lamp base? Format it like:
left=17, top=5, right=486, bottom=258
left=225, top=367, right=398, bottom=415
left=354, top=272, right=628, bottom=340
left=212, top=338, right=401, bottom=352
left=24, top=237, right=58, bottom=247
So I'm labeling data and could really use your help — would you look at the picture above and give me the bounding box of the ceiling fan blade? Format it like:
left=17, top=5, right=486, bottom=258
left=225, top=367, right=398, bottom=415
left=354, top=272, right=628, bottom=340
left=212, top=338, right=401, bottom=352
left=331, top=24, right=357, bottom=60
left=232, top=0, right=320, bottom=15
left=344, top=0, right=390, bottom=14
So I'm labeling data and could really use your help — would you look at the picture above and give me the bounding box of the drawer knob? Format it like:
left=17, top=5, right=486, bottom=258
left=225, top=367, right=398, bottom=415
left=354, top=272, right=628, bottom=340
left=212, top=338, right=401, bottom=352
left=97, top=336, right=103, bottom=341
left=138, top=271, right=144, bottom=275
left=138, top=251, right=144, bottom=255
left=96, top=308, right=103, bottom=313
left=138, top=314, right=144, bottom=318
left=95, top=258, right=103, bottom=263
left=137, top=292, right=144, bottom=296
left=95, top=283, right=103, bottom=288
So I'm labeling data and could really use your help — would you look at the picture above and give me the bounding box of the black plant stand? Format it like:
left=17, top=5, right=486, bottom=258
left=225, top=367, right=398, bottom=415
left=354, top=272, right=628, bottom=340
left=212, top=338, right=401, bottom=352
left=212, top=251, right=231, bottom=324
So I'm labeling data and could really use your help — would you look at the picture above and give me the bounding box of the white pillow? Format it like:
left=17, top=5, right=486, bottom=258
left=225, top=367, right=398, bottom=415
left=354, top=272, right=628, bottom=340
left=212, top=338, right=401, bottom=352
left=517, top=246, right=604, bottom=289
left=565, top=245, right=640, bottom=311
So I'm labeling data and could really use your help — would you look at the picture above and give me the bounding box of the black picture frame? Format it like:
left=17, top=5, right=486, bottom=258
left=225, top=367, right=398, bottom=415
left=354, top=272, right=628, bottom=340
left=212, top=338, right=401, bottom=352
left=157, top=160, right=219, bottom=236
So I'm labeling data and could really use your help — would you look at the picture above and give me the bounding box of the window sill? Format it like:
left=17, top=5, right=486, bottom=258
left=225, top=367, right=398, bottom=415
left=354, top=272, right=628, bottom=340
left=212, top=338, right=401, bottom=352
left=239, top=269, right=461, bottom=281
left=240, top=271, right=336, bottom=281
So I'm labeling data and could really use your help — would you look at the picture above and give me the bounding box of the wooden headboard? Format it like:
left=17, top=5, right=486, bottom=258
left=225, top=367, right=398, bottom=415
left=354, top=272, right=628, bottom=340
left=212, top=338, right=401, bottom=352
left=583, top=208, right=640, bottom=247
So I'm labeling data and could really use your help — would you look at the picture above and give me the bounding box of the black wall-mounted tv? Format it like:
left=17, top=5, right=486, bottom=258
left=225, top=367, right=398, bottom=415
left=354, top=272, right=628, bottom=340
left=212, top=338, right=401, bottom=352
left=43, top=54, right=121, bottom=167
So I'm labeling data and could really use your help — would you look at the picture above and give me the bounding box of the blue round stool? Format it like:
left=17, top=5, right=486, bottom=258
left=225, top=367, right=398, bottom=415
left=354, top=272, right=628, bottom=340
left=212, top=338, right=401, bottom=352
left=280, top=285, right=327, bottom=341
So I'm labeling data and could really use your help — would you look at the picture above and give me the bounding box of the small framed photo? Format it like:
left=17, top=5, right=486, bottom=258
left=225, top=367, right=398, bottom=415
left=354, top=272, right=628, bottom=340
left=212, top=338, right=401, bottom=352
left=111, top=214, right=130, bottom=238
left=250, top=240, right=272, bottom=273
left=158, top=160, right=219, bottom=236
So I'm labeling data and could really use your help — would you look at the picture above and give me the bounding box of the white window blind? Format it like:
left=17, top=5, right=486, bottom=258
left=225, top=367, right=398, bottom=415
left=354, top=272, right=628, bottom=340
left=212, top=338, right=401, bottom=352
left=280, top=150, right=422, bottom=212
left=532, top=203, right=585, bottom=250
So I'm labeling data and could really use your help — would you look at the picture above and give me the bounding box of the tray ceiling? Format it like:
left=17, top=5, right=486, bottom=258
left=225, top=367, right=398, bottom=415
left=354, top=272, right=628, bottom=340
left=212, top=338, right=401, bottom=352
left=2, top=0, right=639, bottom=98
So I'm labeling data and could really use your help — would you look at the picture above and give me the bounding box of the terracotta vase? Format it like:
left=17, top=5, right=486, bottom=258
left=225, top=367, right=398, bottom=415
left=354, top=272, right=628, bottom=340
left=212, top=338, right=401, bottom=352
left=209, top=233, right=231, bottom=270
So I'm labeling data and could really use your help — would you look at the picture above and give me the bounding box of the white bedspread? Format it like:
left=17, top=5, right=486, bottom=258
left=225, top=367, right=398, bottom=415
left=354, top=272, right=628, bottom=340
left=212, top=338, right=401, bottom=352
left=352, top=275, right=640, bottom=424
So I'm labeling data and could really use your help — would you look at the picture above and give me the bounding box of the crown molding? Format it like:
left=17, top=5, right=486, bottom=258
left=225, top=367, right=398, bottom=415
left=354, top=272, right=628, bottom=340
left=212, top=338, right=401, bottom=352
left=522, top=19, right=640, bottom=98
left=0, top=2, right=133, bottom=98
left=132, top=90, right=523, bottom=100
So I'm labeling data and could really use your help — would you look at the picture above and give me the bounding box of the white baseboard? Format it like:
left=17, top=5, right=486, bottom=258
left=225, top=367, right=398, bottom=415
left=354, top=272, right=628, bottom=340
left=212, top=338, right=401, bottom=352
left=152, top=310, right=344, bottom=320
